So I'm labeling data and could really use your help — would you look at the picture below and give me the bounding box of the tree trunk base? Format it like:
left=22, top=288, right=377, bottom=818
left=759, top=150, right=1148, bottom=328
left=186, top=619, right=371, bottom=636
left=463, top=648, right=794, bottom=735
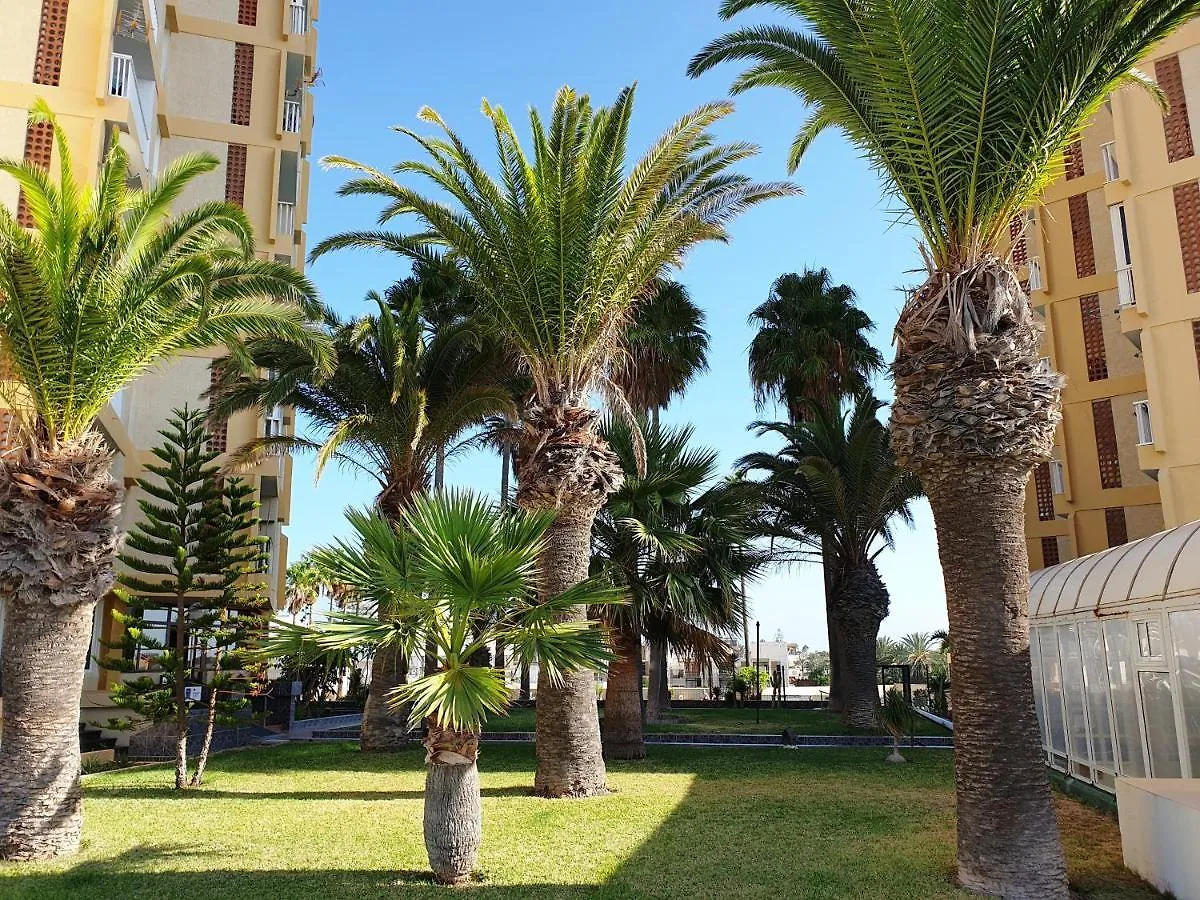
left=601, top=623, right=646, bottom=761
left=424, top=762, right=481, bottom=885
left=361, top=644, right=409, bottom=752
left=534, top=667, right=608, bottom=797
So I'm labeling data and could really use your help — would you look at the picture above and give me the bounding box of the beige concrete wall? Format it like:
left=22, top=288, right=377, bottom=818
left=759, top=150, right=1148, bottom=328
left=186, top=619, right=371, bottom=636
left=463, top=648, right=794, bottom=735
left=1113, top=390, right=1155, bottom=488
left=176, top=0, right=240, bottom=22
left=1126, top=504, right=1166, bottom=542
left=0, top=1, right=42, bottom=83
left=157, top=135, right=228, bottom=209
left=0, top=106, right=28, bottom=212
left=166, top=33, right=234, bottom=122
left=126, top=355, right=213, bottom=447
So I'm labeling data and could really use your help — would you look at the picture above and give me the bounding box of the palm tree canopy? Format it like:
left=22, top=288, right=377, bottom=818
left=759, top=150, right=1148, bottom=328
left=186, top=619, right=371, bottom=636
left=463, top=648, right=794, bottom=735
left=738, top=393, right=922, bottom=570
left=311, top=85, right=797, bottom=407
left=690, top=0, right=1200, bottom=270
left=611, top=279, right=710, bottom=415
left=266, top=493, right=622, bottom=732
left=211, top=287, right=513, bottom=510
left=0, top=102, right=330, bottom=448
left=284, top=558, right=323, bottom=616
left=898, top=631, right=936, bottom=668
left=747, top=269, right=882, bottom=416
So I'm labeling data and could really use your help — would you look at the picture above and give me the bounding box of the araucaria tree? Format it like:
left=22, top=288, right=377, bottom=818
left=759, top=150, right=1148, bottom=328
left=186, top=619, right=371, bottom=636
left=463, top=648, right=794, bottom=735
left=0, top=103, right=327, bottom=860
left=269, top=493, right=620, bottom=884
left=101, top=407, right=268, bottom=789
left=313, top=85, right=794, bottom=796
left=691, top=1, right=1200, bottom=893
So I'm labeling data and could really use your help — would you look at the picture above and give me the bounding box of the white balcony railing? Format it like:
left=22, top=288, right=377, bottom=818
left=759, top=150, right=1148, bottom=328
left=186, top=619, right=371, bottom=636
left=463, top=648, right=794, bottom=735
left=1049, top=460, right=1066, bottom=495
left=1028, top=256, right=1044, bottom=291
left=1101, top=142, right=1121, bottom=182
left=1133, top=400, right=1154, bottom=446
left=282, top=99, right=302, bottom=133
left=277, top=201, right=295, bottom=237
left=109, top=52, right=134, bottom=98
left=1117, top=265, right=1137, bottom=309
left=109, top=53, right=153, bottom=162
left=288, top=0, right=307, bottom=34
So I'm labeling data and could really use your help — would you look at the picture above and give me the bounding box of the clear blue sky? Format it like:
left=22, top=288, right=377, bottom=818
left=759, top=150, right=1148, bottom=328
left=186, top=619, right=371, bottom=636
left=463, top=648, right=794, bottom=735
left=289, top=0, right=949, bottom=648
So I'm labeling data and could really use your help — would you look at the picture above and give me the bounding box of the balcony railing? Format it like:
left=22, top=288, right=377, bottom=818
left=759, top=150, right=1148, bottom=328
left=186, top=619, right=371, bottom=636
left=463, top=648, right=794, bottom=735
left=1133, top=400, right=1154, bottom=446
left=1028, top=256, right=1044, bottom=291
left=1101, top=142, right=1121, bottom=182
left=109, top=53, right=153, bottom=161
left=276, top=201, right=295, bottom=238
left=287, top=0, right=307, bottom=34
left=282, top=99, right=302, bottom=133
left=1116, top=265, right=1136, bottom=309
left=110, top=52, right=134, bottom=98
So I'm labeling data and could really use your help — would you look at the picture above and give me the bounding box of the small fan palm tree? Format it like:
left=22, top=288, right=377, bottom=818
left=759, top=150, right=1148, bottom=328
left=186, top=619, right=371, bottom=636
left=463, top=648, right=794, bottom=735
left=690, top=2, right=1200, bottom=890
left=267, top=493, right=620, bottom=884
left=0, top=103, right=328, bottom=861
left=211, top=289, right=513, bottom=750
left=311, top=84, right=795, bottom=797
left=739, top=394, right=921, bottom=729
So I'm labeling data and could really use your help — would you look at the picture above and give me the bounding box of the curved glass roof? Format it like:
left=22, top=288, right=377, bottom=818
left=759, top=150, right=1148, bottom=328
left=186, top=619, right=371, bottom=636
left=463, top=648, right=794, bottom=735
left=1030, top=520, right=1200, bottom=620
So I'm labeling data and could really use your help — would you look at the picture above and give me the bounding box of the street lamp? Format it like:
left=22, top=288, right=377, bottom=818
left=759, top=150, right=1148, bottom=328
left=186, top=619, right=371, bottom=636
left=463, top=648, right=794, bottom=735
left=755, top=620, right=761, bottom=724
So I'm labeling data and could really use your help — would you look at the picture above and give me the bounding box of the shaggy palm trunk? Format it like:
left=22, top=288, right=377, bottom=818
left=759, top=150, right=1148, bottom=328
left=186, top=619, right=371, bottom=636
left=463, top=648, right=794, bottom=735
left=645, top=638, right=669, bottom=722
left=516, top=402, right=621, bottom=798
left=423, top=721, right=481, bottom=885
left=601, top=621, right=645, bottom=760
left=832, top=563, right=889, bottom=730
left=361, top=646, right=410, bottom=751
left=891, top=259, right=1068, bottom=898
left=0, top=440, right=121, bottom=860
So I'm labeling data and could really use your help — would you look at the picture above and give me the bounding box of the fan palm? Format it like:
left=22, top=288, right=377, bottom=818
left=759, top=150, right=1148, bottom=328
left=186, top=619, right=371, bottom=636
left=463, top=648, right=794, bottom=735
left=690, top=1, right=1200, bottom=891
left=610, top=279, right=710, bottom=422
left=311, top=84, right=794, bottom=797
left=0, top=104, right=328, bottom=861
left=211, top=288, right=513, bottom=750
left=739, top=394, right=921, bottom=729
left=592, top=419, right=759, bottom=758
left=267, top=493, right=620, bottom=884
left=285, top=557, right=323, bottom=619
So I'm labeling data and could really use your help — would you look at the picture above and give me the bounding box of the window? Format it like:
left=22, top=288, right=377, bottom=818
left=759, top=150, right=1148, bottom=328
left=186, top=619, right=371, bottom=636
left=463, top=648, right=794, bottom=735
left=1169, top=609, right=1200, bottom=776
left=264, top=405, right=284, bottom=438
left=1079, top=621, right=1116, bottom=771
left=1101, top=142, right=1121, bottom=182
left=1104, top=620, right=1147, bottom=777
left=1028, top=256, right=1044, bottom=291
left=1038, top=626, right=1068, bottom=756
left=1049, top=460, right=1066, bottom=495
left=1133, top=400, right=1154, bottom=446
left=1137, top=619, right=1162, bottom=659
left=1139, top=670, right=1182, bottom=777
left=1109, top=204, right=1136, bottom=308
left=1038, top=356, right=1053, bottom=374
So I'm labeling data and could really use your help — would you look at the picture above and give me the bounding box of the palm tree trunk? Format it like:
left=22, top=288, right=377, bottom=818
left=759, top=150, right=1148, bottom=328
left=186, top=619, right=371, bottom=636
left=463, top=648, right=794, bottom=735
left=361, top=645, right=410, bottom=751
left=530, top=506, right=606, bottom=797
left=422, top=721, right=481, bottom=885
left=646, top=638, right=669, bottom=722
left=891, top=262, right=1068, bottom=897
left=823, top=545, right=844, bottom=711
left=190, top=688, right=219, bottom=787
left=499, top=443, right=511, bottom=507
left=601, top=620, right=645, bottom=760
left=832, top=562, right=889, bottom=730
left=519, top=663, right=530, bottom=701
left=0, top=441, right=120, bottom=861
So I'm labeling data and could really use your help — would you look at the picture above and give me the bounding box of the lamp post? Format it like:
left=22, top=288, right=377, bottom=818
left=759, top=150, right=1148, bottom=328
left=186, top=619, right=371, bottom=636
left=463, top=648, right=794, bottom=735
left=755, top=620, right=761, bottom=724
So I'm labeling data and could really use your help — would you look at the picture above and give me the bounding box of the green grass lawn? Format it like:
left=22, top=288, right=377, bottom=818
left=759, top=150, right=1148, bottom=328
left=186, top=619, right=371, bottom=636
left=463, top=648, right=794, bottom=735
left=484, top=705, right=950, bottom=736
left=0, top=742, right=1153, bottom=899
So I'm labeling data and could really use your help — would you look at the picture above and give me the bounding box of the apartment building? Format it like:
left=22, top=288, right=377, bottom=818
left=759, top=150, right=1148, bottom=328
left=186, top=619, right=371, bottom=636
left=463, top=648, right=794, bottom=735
left=1021, top=20, right=1200, bottom=572
left=0, top=0, right=318, bottom=706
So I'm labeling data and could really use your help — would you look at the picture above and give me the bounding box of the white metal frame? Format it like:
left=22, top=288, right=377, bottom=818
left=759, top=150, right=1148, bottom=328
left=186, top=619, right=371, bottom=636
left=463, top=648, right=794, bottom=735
left=288, top=0, right=307, bottom=35
left=1049, top=459, right=1066, bottom=495
left=276, top=201, right=295, bottom=238
left=1100, top=141, right=1121, bottom=182
left=282, top=99, right=302, bottom=133
left=1028, top=256, right=1044, bottom=291
left=1110, top=203, right=1136, bottom=309
left=1133, top=400, right=1154, bottom=446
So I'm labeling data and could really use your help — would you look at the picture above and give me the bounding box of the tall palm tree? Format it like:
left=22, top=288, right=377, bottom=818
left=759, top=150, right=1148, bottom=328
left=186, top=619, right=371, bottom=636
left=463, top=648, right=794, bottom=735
left=611, top=279, right=710, bottom=424
left=875, top=635, right=900, bottom=666
left=739, top=394, right=921, bottom=729
left=592, top=419, right=758, bottom=758
left=269, top=494, right=620, bottom=884
left=690, top=3, right=1199, bottom=890
left=285, top=557, right=323, bottom=620
left=898, top=631, right=936, bottom=672
left=311, top=85, right=794, bottom=797
left=748, top=269, right=882, bottom=421
left=746, top=268, right=881, bottom=713
left=211, top=289, right=513, bottom=750
left=0, top=104, right=329, bottom=861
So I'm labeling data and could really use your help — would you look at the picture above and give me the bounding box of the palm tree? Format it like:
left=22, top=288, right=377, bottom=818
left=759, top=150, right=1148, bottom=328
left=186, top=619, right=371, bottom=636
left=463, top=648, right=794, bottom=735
left=746, top=268, right=881, bottom=713
left=211, top=289, right=512, bottom=751
left=268, top=494, right=619, bottom=884
left=739, top=394, right=921, bottom=729
left=593, top=419, right=758, bottom=758
left=748, top=270, right=882, bottom=421
left=611, top=279, right=710, bottom=424
left=0, top=104, right=328, bottom=861
left=311, top=85, right=794, bottom=797
left=875, top=635, right=900, bottom=666
left=689, top=2, right=1200, bottom=890
left=898, top=631, right=936, bottom=673
left=285, top=557, right=323, bottom=620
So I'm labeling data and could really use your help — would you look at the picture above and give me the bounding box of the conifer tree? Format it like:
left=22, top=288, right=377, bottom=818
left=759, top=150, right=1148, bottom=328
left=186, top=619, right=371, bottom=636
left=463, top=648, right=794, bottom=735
left=100, top=407, right=268, bottom=788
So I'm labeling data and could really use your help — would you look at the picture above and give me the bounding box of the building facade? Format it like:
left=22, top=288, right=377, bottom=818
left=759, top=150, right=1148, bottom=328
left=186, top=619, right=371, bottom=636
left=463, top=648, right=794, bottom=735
left=0, top=0, right=318, bottom=710
left=1022, top=20, right=1200, bottom=571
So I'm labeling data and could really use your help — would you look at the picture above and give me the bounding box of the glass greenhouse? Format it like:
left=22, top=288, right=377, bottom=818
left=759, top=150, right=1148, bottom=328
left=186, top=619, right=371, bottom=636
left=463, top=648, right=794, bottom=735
left=1029, top=520, right=1200, bottom=791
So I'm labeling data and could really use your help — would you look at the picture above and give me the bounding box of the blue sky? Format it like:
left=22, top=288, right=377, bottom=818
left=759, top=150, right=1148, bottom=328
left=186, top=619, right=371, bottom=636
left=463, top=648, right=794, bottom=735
left=289, top=0, right=948, bottom=648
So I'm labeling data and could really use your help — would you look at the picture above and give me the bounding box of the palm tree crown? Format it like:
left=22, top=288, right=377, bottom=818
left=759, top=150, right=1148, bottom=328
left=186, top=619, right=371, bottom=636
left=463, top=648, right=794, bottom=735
left=0, top=102, right=329, bottom=449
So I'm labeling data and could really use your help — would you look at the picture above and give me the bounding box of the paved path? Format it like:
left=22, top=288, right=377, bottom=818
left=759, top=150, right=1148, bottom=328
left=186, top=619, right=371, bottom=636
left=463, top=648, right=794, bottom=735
left=288, top=713, right=363, bottom=740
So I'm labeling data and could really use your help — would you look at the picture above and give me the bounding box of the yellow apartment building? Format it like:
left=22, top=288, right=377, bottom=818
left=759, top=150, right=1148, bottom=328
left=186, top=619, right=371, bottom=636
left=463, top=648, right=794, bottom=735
left=1022, top=20, right=1200, bottom=572
left=0, top=0, right=319, bottom=711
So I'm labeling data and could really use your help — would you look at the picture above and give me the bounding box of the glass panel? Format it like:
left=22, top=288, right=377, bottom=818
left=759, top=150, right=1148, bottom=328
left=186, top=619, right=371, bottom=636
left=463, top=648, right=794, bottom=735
left=1169, top=610, right=1200, bottom=775
left=1031, top=628, right=1048, bottom=748
left=1059, top=624, right=1091, bottom=762
left=1104, top=620, right=1147, bottom=777
left=1038, top=626, right=1067, bottom=755
left=1079, top=621, right=1116, bottom=769
left=1138, top=670, right=1182, bottom=778
left=1137, top=619, right=1162, bottom=658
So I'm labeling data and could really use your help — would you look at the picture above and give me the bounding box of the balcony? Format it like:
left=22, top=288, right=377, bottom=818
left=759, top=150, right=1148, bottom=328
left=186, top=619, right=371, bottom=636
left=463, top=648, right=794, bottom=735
left=1116, top=265, right=1136, bottom=310
left=1101, top=142, right=1122, bottom=183
left=1133, top=400, right=1154, bottom=446
left=287, top=0, right=307, bottom=35
left=277, top=201, right=295, bottom=238
left=1028, top=256, right=1044, bottom=292
left=108, top=49, right=158, bottom=175
left=282, top=99, right=302, bottom=133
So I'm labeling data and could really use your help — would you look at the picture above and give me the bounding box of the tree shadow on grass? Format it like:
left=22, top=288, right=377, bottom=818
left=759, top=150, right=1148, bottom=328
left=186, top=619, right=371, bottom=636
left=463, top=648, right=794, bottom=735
left=83, top=786, right=533, bottom=801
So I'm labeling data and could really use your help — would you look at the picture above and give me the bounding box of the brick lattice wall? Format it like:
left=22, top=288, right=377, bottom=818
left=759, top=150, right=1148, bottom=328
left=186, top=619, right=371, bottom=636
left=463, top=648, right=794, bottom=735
left=1069, top=193, right=1096, bottom=279
left=1193, top=320, right=1200, bottom=377
left=225, top=144, right=247, bottom=206
left=1041, top=536, right=1060, bottom=568
left=16, top=120, right=55, bottom=227
left=32, top=0, right=70, bottom=86
left=1174, top=180, right=1200, bottom=293
left=1034, top=462, right=1055, bottom=522
left=1105, top=507, right=1129, bottom=548
left=238, top=0, right=258, bottom=25
left=230, top=43, right=254, bottom=126
left=1064, top=140, right=1084, bottom=180
left=1156, top=54, right=1195, bottom=164
left=1080, top=293, right=1108, bottom=382
left=206, top=366, right=228, bottom=454
left=1009, top=215, right=1028, bottom=267
left=1092, top=399, right=1122, bottom=490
